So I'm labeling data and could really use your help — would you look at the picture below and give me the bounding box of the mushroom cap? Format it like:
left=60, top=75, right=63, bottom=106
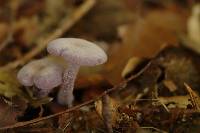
left=17, top=58, right=63, bottom=88
left=17, top=59, right=46, bottom=86
left=47, top=38, right=108, bottom=66
left=33, top=65, right=63, bottom=90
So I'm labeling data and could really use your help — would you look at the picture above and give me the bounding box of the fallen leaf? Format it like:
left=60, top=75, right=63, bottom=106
left=187, top=4, right=200, bottom=45
left=0, top=69, right=23, bottom=98
left=121, top=57, right=145, bottom=78
left=184, top=83, right=200, bottom=111
left=158, top=95, right=191, bottom=108
left=154, top=47, right=200, bottom=95
left=181, top=4, right=200, bottom=54
left=0, top=97, right=27, bottom=127
left=95, top=96, right=120, bottom=126
left=163, top=80, right=177, bottom=92
left=104, top=8, right=186, bottom=84
left=120, top=9, right=186, bottom=58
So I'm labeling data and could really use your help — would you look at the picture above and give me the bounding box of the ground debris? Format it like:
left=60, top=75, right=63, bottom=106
left=1, top=0, right=200, bottom=133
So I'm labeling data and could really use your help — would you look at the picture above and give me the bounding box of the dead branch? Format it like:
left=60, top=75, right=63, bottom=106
left=0, top=4, right=15, bottom=53
left=0, top=31, right=13, bottom=53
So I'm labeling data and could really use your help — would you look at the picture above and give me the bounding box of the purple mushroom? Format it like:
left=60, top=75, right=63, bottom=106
left=47, top=38, right=107, bottom=107
left=17, top=58, right=63, bottom=97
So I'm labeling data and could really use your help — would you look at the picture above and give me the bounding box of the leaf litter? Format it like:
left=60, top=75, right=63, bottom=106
left=0, top=0, right=200, bottom=133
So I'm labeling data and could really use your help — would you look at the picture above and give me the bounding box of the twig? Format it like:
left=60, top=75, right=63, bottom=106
left=158, top=99, right=170, bottom=113
left=0, top=5, right=15, bottom=53
left=62, top=117, right=73, bottom=132
left=0, top=99, right=94, bottom=130
left=0, top=31, right=13, bottom=53
left=0, top=0, right=96, bottom=70
left=0, top=61, right=151, bottom=130
left=140, top=126, right=168, bottom=133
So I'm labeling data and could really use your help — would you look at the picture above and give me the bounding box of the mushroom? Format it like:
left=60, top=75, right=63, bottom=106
left=17, top=58, right=63, bottom=97
left=47, top=38, right=108, bottom=107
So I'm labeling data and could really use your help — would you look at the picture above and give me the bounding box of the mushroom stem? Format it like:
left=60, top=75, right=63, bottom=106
left=57, top=63, right=80, bottom=107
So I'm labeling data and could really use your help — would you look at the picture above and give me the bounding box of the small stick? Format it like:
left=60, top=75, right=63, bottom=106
left=0, top=31, right=13, bottom=53
left=140, top=126, right=168, bottom=133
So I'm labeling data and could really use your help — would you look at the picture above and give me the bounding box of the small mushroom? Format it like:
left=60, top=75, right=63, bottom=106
left=17, top=58, right=63, bottom=97
left=47, top=38, right=108, bottom=107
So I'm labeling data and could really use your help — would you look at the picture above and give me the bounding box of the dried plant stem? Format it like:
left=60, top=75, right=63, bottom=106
left=0, top=6, right=15, bottom=53
left=141, top=126, right=168, bottom=133
left=102, top=95, right=113, bottom=133
left=0, top=0, right=96, bottom=70
left=0, top=32, right=13, bottom=53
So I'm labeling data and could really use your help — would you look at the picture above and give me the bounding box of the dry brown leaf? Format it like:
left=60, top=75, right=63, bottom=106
left=104, top=9, right=186, bottom=84
left=121, top=56, right=145, bottom=78
left=0, top=97, right=27, bottom=127
left=154, top=47, right=200, bottom=94
left=182, top=4, right=200, bottom=54
left=0, top=23, right=9, bottom=44
left=184, top=83, right=200, bottom=111
left=102, top=95, right=113, bottom=133
left=104, top=41, right=136, bottom=84
left=187, top=4, right=200, bottom=45
left=163, top=80, right=177, bottom=92
left=159, top=95, right=191, bottom=108
left=95, top=96, right=120, bottom=126
left=120, top=9, right=186, bottom=58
